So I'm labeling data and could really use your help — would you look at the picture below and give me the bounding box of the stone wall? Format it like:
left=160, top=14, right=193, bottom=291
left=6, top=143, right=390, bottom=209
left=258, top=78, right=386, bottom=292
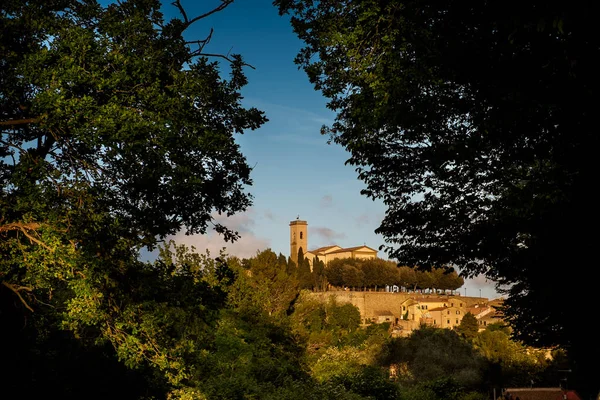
left=310, top=291, right=488, bottom=326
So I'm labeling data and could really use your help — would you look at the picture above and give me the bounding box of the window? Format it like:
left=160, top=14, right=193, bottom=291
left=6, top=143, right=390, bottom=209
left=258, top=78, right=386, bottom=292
left=460, top=303, right=463, bottom=307
left=300, top=231, right=303, bottom=239
left=456, top=310, right=460, bottom=315
left=451, top=303, right=454, bottom=307
left=456, top=319, right=459, bottom=324
left=447, top=310, right=450, bottom=315
left=434, top=320, right=436, bottom=325
left=447, top=319, right=450, bottom=324
left=403, top=306, right=406, bottom=311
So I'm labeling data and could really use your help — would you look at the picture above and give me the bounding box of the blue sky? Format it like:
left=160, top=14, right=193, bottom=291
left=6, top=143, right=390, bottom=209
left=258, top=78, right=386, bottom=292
left=163, top=1, right=501, bottom=299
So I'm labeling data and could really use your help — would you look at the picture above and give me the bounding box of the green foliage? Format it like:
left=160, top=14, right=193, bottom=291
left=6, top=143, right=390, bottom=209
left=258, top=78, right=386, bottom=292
left=398, top=378, right=488, bottom=400
left=310, top=346, right=371, bottom=383
left=297, top=248, right=313, bottom=290
left=486, top=322, right=511, bottom=335
left=325, top=258, right=462, bottom=291
left=1, top=0, right=265, bottom=333
left=330, top=365, right=400, bottom=400
left=455, top=312, right=479, bottom=340
left=378, top=326, right=485, bottom=389
left=233, top=249, right=299, bottom=317
left=1, top=0, right=270, bottom=396
left=291, top=294, right=362, bottom=345
left=312, top=256, right=327, bottom=292
left=472, top=327, right=554, bottom=388
left=326, top=300, right=361, bottom=333
left=276, top=0, right=599, bottom=396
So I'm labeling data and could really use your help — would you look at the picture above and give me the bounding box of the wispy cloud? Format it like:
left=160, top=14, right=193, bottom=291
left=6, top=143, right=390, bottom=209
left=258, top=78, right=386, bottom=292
left=320, top=195, right=333, bottom=208
left=169, top=209, right=270, bottom=259
left=265, top=132, right=329, bottom=147
left=355, top=213, right=370, bottom=227
left=264, top=209, right=277, bottom=221
left=462, top=274, right=505, bottom=300
left=245, top=99, right=334, bottom=126
left=311, top=226, right=346, bottom=242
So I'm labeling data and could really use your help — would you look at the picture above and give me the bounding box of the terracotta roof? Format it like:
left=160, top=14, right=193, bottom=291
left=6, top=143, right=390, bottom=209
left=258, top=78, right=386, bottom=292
left=467, top=306, right=490, bottom=316
left=429, top=306, right=462, bottom=312
left=504, top=388, right=581, bottom=400
left=488, top=298, right=505, bottom=307
left=480, top=311, right=503, bottom=320
left=428, top=306, right=446, bottom=312
left=309, top=245, right=340, bottom=254
left=373, top=310, right=394, bottom=316
left=327, top=245, right=378, bottom=254
left=418, top=298, right=450, bottom=303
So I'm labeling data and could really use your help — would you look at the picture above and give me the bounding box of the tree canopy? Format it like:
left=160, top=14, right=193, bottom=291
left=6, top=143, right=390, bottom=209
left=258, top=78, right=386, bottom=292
left=1, top=0, right=268, bottom=397
left=276, top=0, right=599, bottom=396
left=325, top=258, right=463, bottom=291
left=1, top=0, right=265, bottom=319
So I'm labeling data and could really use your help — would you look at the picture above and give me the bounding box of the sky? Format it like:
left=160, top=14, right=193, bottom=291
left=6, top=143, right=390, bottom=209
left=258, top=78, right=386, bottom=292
left=159, top=1, right=502, bottom=300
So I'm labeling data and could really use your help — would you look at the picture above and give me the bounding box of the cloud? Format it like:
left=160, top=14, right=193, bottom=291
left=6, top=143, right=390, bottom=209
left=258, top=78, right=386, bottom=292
left=245, top=99, right=334, bottom=126
left=355, top=213, right=370, bottom=227
left=320, top=195, right=333, bottom=208
left=264, top=210, right=276, bottom=221
left=169, top=209, right=270, bottom=259
left=311, top=226, right=346, bottom=242
left=462, top=274, right=505, bottom=300
left=265, top=133, right=328, bottom=147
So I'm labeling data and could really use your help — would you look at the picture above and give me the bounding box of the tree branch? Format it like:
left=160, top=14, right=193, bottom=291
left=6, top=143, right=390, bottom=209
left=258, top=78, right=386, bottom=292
left=186, top=27, right=214, bottom=53
left=0, top=222, right=42, bottom=233
left=2, top=281, right=34, bottom=312
left=190, top=52, right=256, bottom=69
left=0, top=222, right=53, bottom=252
left=0, top=118, right=40, bottom=126
left=171, top=0, right=189, bottom=24
left=173, top=0, right=234, bottom=28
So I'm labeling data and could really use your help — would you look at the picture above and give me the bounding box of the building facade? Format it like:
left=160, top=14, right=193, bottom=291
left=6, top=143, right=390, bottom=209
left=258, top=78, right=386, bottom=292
left=289, top=217, right=378, bottom=267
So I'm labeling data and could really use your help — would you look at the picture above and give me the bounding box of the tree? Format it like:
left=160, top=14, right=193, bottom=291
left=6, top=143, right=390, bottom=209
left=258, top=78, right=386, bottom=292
left=436, top=268, right=464, bottom=293
left=297, top=248, right=313, bottom=290
left=312, top=256, right=327, bottom=292
left=378, top=326, right=485, bottom=389
left=1, top=0, right=265, bottom=305
left=242, top=249, right=299, bottom=316
left=326, top=300, right=361, bottom=333
left=398, top=266, right=418, bottom=291
left=360, top=258, right=399, bottom=288
left=276, top=1, right=599, bottom=396
left=455, top=312, right=479, bottom=340
left=472, top=328, right=552, bottom=389
left=1, top=0, right=266, bottom=396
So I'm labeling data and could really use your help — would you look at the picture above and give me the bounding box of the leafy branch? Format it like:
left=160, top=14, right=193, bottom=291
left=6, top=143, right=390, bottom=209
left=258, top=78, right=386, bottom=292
left=2, top=281, right=34, bottom=312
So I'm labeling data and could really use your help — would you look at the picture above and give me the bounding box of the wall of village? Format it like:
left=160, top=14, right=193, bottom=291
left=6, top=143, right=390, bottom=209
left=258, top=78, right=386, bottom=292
left=310, top=290, right=489, bottom=333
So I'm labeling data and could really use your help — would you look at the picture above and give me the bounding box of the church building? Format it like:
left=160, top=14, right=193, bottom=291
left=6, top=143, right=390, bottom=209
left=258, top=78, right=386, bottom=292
left=289, top=217, right=378, bottom=267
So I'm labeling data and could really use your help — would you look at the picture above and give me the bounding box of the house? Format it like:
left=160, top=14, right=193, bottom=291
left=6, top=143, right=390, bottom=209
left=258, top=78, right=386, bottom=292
left=427, top=305, right=466, bottom=329
left=502, top=388, right=581, bottom=400
left=372, top=310, right=395, bottom=324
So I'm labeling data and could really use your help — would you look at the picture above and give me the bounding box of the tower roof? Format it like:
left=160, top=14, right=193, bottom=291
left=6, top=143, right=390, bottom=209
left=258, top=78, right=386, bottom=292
left=289, top=220, right=307, bottom=225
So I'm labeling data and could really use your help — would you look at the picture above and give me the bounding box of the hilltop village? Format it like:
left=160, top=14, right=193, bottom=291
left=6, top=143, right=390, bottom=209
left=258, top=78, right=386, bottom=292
left=290, top=218, right=505, bottom=336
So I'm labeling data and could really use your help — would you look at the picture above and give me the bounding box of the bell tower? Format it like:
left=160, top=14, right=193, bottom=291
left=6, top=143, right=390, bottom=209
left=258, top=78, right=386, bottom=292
left=290, top=216, right=308, bottom=265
